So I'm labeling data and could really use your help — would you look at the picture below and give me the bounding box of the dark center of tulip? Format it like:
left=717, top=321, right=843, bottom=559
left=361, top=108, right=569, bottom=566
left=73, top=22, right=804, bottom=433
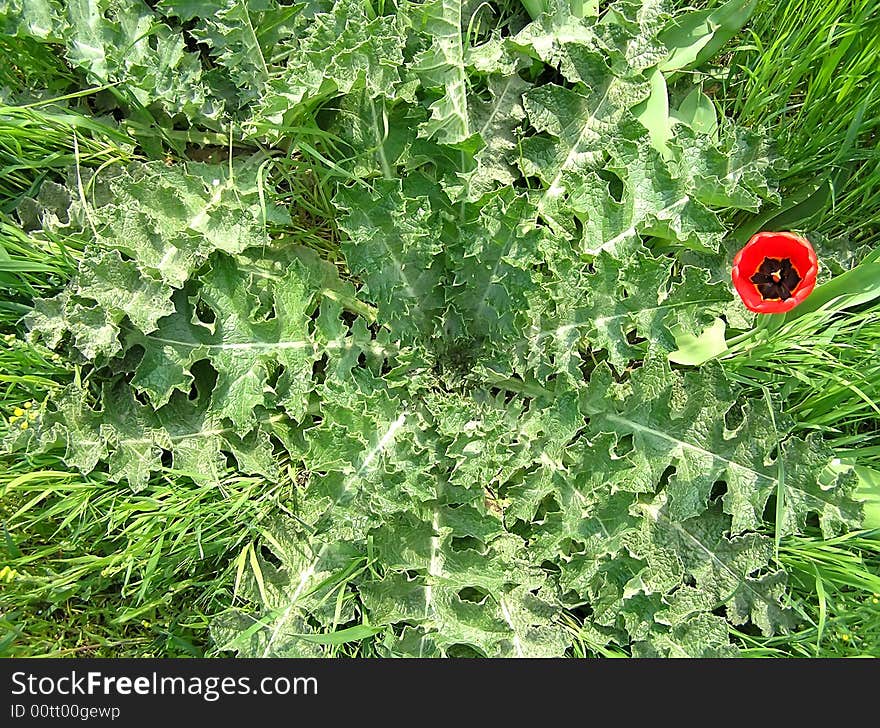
left=750, top=257, right=801, bottom=301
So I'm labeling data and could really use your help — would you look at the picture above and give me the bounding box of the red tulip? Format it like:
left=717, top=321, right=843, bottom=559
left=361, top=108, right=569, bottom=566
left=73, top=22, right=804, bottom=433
left=731, top=232, right=818, bottom=314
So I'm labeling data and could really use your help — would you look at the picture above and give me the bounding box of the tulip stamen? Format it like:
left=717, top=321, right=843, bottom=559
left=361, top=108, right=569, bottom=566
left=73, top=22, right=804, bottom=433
left=750, top=257, right=801, bottom=301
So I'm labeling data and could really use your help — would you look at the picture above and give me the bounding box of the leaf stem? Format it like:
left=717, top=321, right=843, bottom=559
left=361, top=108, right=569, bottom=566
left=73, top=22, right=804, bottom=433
left=321, top=288, right=377, bottom=322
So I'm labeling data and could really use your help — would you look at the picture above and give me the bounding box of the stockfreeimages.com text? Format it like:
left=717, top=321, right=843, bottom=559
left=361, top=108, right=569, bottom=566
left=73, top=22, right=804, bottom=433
left=10, top=671, right=317, bottom=703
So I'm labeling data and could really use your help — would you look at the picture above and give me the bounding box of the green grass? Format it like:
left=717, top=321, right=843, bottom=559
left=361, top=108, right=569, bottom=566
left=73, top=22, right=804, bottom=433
left=719, top=0, right=880, bottom=247
left=721, top=300, right=880, bottom=468
left=0, top=102, right=132, bottom=211
left=0, top=100, right=132, bottom=324
left=734, top=532, right=880, bottom=657
left=0, top=328, right=301, bottom=656
left=0, top=462, right=298, bottom=657
left=0, top=35, right=75, bottom=99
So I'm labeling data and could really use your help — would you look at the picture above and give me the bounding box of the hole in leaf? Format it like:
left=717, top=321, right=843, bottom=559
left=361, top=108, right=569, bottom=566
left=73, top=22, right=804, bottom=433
left=597, top=169, right=624, bottom=203
left=189, top=358, right=219, bottom=402
left=571, top=603, right=594, bottom=620
left=340, top=309, right=359, bottom=330
left=614, top=433, right=634, bottom=457
left=312, top=353, right=329, bottom=383
left=625, top=329, right=646, bottom=346
left=506, top=518, right=531, bottom=540
left=195, top=299, right=216, bottom=325
left=469, top=76, right=491, bottom=102
left=658, top=465, right=676, bottom=490
left=558, top=538, right=586, bottom=557
left=535, top=494, right=561, bottom=520
left=160, top=449, right=173, bottom=469
left=541, top=560, right=561, bottom=574
left=735, top=621, right=764, bottom=637
left=266, top=363, right=285, bottom=392
left=450, top=536, right=485, bottom=553
left=515, top=175, right=543, bottom=192
left=260, top=545, right=282, bottom=569
left=266, top=432, right=288, bottom=459
left=683, top=574, right=696, bottom=588
left=710, top=480, right=728, bottom=502
left=763, top=496, right=777, bottom=524
left=446, top=643, right=485, bottom=658
left=724, top=403, right=746, bottom=431
left=457, top=586, right=489, bottom=604
left=625, top=358, right=644, bottom=372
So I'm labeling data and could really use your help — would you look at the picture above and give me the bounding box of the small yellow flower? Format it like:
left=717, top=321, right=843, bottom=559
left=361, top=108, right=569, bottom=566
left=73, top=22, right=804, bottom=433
left=13, top=407, right=24, bottom=417
left=872, top=598, right=878, bottom=605
left=840, top=634, right=849, bottom=642
left=28, top=412, right=38, bottom=421
left=23, top=402, right=32, bottom=410
left=20, top=421, right=28, bottom=430
left=9, top=416, right=17, bottom=423
left=0, top=566, right=18, bottom=583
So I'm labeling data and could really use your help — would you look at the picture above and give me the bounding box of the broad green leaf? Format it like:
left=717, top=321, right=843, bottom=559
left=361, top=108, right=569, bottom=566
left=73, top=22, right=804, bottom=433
left=62, top=0, right=218, bottom=122
left=671, top=86, right=718, bottom=137
left=0, top=0, right=61, bottom=38
left=520, top=59, right=649, bottom=231
left=571, top=142, right=726, bottom=254
left=248, top=0, right=406, bottom=142
left=577, top=251, right=731, bottom=366
left=410, top=0, right=472, bottom=144
left=583, top=360, right=860, bottom=537
left=128, top=253, right=318, bottom=427
left=668, top=317, right=728, bottom=366
left=335, top=179, right=445, bottom=346
left=158, top=0, right=298, bottom=103
left=658, top=0, right=758, bottom=73
left=520, top=0, right=600, bottom=21
left=626, top=505, right=797, bottom=637
left=447, top=73, right=530, bottom=202
left=5, top=380, right=278, bottom=490
left=94, top=162, right=280, bottom=287
left=633, top=67, right=672, bottom=158
left=854, top=465, right=880, bottom=532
